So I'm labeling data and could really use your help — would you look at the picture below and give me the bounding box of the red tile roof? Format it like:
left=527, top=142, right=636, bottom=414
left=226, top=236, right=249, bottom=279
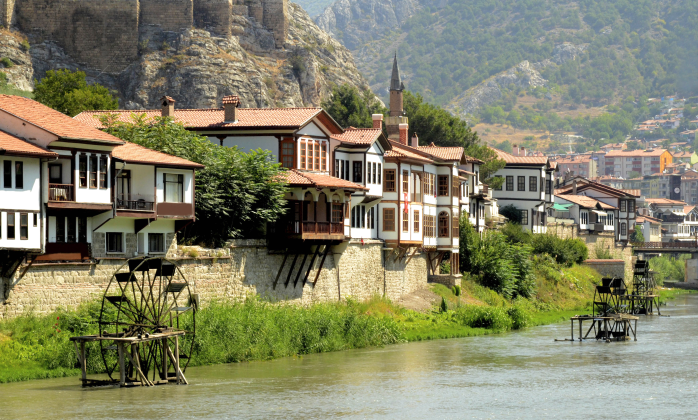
left=76, top=108, right=333, bottom=131
left=331, top=128, right=382, bottom=145
left=604, top=149, right=668, bottom=157
left=0, top=130, right=57, bottom=158
left=385, top=141, right=434, bottom=164
left=0, top=95, right=124, bottom=144
left=415, top=144, right=467, bottom=162
left=636, top=215, right=662, bottom=224
left=489, top=147, right=549, bottom=165
left=556, top=194, right=617, bottom=209
left=280, top=169, right=368, bottom=191
left=645, top=198, right=686, bottom=205
left=112, top=142, right=204, bottom=169
left=684, top=205, right=695, bottom=214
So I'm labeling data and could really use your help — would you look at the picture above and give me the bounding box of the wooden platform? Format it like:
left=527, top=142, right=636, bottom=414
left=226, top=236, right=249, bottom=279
left=569, top=314, right=639, bottom=342
left=71, top=331, right=188, bottom=387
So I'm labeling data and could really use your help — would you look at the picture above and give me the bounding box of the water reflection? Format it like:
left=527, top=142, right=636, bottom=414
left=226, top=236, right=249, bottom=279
left=3, top=295, right=698, bottom=419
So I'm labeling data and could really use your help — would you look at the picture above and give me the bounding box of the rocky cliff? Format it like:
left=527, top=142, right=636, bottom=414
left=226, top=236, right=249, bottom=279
left=0, top=2, right=368, bottom=109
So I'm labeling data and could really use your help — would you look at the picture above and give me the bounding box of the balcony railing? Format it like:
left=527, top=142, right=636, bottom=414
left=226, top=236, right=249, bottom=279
left=302, top=221, right=343, bottom=234
left=49, top=184, right=74, bottom=201
left=116, top=194, right=155, bottom=211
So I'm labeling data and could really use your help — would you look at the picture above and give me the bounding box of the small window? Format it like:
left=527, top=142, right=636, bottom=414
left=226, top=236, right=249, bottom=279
left=353, top=161, right=363, bottom=183
left=33, top=213, right=37, bottom=227
left=377, top=164, right=382, bottom=184
left=546, top=180, right=552, bottom=194
left=517, top=176, right=525, bottom=191
left=373, top=162, right=377, bottom=184
left=67, top=216, right=76, bottom=243
left=414, top=210, right=420, bottom=232
left=403, top=170, right=409, bottom=193
left=19, top=213, right=28, bottom=240
left=334, top=159, right=339, bottom=177
left=3, top=160, right=12, bottom=188
left=384, top=169, right=396, bottom=192
left=506, top=176, right=513, bottom=191
left=300, top=141, right=307, bottom=170
left=106, top=232, right=124, bottom=253
left=621, top=223, right=627, bottom=236
left=438, top=211, right=449, bottom=237
left=99, top=156, right=108, bottom=189
left=438, top=175, right=449, bottom=197
left=620, top=200, right=626, bottom=212
left=79, top=155, right=87, bottom=188
left=164, top=174, right=184, bottom=203
left=628, top=200, right=635, bottom=212
left=403, top=210, right=409, bottom=232
left=368, top=207, right=374, bottom=230
left=520, top=210, right=528, bottom=226
left=7, top=213, right=15, bottom=239
left=453, top=216, right=459, bottom=238
left=149, top=233, right=165, bottom=253
left=282, top=140, right=295, bottom=169
left=314, top=141, right=320, bottom=170
left=89, top=155, right=98, bottom=188
left=383, top=208, right=395, bottom=232
left=55, top=215, right=65, bottom=243
left=49, top=164, right=62, bottom=184
left=14, top=161, right=22, bottom=189
left=366, top=162, right=372, bottom=184
left=529, top=176, right=537, bottom=192
left=321, top=143, right=327, bottom=172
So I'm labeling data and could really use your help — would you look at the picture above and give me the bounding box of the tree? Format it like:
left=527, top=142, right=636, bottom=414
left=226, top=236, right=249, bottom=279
left=500, top=204, right=522, bottom=224
left=321, top=84, right=386, bottom=129
left=630, top=225, right=645, bottom=243
left=403, top=91, right=480, bottom=148
left=627, top=171, right=642, bottom=179
left=100, top=113, right=288, bottom=246
left=34, top=69, right=118, bottom=117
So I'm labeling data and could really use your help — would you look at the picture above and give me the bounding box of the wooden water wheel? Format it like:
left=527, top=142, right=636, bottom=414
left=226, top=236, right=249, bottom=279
left=98, top=257, right=197, bottom=385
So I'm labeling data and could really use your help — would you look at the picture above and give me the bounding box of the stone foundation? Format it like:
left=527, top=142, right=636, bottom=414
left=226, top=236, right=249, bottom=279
left=583, top=259, right=626, bottom=279
left=0, top=239, right=428, bottom=318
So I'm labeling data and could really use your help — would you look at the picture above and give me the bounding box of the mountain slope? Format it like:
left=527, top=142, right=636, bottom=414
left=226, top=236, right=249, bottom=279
left=317, top=0, right=698, bottom=112
left=0, top=3, right=369, bottom=109
left=292, top=0, right=336, bottom=17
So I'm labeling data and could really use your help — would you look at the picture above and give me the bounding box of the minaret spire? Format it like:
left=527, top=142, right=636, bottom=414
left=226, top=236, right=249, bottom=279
left=387, top=51, right=408, bottom=140
left=390, top=52, right=404, bottom=92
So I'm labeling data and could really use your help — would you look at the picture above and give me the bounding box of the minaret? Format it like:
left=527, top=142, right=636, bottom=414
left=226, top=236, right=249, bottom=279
left=386, top=53, right=409, bottom=143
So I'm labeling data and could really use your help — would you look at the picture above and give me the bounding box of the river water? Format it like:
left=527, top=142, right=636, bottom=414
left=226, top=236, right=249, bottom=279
left=3, top=295, right=698, bottom=419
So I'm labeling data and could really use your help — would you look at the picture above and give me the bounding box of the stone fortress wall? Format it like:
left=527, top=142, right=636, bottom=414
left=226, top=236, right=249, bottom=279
left=0, top=0, right=289, bottom=72
left=0, top=240, right=428, bottom=319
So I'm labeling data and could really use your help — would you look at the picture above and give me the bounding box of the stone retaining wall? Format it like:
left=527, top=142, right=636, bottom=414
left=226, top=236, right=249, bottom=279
left=0, top=239, right=427, bottom=318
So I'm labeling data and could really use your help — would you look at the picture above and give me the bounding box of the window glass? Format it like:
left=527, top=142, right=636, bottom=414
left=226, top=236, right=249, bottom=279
left=7, top=213, right=15, bottom=239
left=20, top=213, right=28, bottom=240
left=529, top=176, right=537, bottom=192
left=99, top=156, right=107, bottom=189
left=384, top=169, right=396, bottom=192
left=3, top=161, right=11, bottom=188
left=107, top=232, right=123, bottom=253
left=402, top=170, right=409, bottom=193
left=506, top=176, right=513, bottom=191
left=49, top=164, right=62, bottom=183
left=281, top=141, right=295, bottom=169
left=438, top=212, right=449, bottom=237
left=353, top=161, right=363, bottom=183
left=164, top=174, right=184, bottom=203
left=79, top=155, right=87, bottom=187
left=403, top=209, right=409, bottom=232
left=67, top=217, right=76, bottom=243
left=438, top=175, right=449, bottom=196
left=378, top=164, right=382, bottom=184
left=520, top=210, right=528, bottom=226
left=383, top=208, right=395, bottom=231
left=414, top=210, right=420, bottom=232
left=300, top=141, right=306, bottom=170
left=321, top=143, right=327, bottom=172
left=55, top=215, right=65, bottom=243
left=89, top=155, right=97, bottom=188
left=149, top=233, right=165, bottom=253
left=517, top=176, right=525, bottom=191
left=14, top=162, right=22, bottom=189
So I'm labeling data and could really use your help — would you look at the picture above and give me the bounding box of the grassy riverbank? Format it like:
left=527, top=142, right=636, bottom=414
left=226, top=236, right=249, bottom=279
left=0, top=264, right=689, bottom=384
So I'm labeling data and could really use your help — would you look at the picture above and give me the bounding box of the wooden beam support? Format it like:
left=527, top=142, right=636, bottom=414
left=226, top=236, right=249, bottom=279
left=293, top=251, right=310, bottom=288
left=303, top=245, right=322, bottom=287
left=284, top=251, right=300, bottom=288
left=405, top=247, right=418, bottom=266
left=313, top=245, right=331, bottom=286
left=273, top=248, right=290, bottom=290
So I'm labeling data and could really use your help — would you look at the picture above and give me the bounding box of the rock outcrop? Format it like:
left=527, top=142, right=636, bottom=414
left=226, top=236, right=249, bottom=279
left=0, top=2, right=368, bottom=109
left=316, top=0, right=423, bottom=50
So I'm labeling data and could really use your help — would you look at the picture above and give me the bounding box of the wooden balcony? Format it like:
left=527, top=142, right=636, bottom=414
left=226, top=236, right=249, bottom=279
left=116, top=194, right=155, bottom=212
left=49, top=184, right=74, bottom=201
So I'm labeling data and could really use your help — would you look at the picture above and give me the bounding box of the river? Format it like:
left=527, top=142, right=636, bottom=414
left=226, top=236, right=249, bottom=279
left=3, top=295, right=698, bottom=419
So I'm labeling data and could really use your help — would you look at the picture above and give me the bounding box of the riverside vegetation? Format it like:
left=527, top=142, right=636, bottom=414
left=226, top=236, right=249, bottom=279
left=0, top=220, right=688, bottom=384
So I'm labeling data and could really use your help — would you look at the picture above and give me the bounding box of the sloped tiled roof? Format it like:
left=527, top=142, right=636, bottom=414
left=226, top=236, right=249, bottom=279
left=620, top=189, right=641, bottom=197
left=636, top=215, right=662, bottom=224
left=331, top=128, right=382, bottom=145
left=280, top=169, right=368, bottom=191
left=556, top=194, right=617, bottom=210
left=385, top=141, right=434, bottom=164
left=0, top=130, right=57, bottom=158
left=112, top=142, right=204, bottom=169
left=0, top=95, right=123, bottom=144
left=489, top=147, right=549, bottom=165
left=684, top=205, right=696, bottom=214
left=604, top=149, right=668, bottom=157
left=645, top=198, right=686, bottom=205
left=76, top=108, right=330, bottom=130
left=415, top=144, right=468, bottom=162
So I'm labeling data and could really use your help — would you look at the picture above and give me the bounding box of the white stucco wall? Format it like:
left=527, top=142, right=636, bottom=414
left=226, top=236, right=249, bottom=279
left=0, top=156, right=41, bottom=211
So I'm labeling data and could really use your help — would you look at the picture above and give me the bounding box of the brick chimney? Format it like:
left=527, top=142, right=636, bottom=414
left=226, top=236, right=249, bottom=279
left=513, top=144, right=519, bottom=156
left=411, top=133, right=419, bottom=148
left=372, top=114, right=383, bottom=130
left=572, top=180, right=577, bottom=195
left=161, top=96, right=175, bottom=117
left=521, top=147, right=526, bottom=157
left=399, top=123, right=408, bottom=145
left=223, top=95, right=240, bottom=123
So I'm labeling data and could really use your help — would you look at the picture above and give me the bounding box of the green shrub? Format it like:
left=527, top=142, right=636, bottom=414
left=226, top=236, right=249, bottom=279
left=1, top=57, right=13, bottom=68
left=21, top=40, right=30, bottom=52
left=455, top=306, right=513, bottom=331
left=501, top=222, right=532, bottom=244
left=452, top=285, right=461, bottom=296
left=440, top=297, right=449, bottom=313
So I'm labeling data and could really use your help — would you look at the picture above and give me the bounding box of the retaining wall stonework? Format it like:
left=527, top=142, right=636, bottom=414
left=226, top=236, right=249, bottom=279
left=0, top=239, right=427, bottom=319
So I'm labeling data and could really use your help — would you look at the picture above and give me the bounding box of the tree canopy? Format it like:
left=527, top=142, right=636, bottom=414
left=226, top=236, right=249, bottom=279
left=100, top=114, right=288, bottom=246
left=34, top=69, right=118, bottom=117
left=321, top=84, right=386, bottom=129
